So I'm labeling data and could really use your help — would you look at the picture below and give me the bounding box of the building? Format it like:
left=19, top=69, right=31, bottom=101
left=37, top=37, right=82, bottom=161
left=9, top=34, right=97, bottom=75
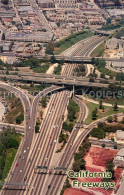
left=116, top=130, right=124, bottom=141
left=54, top=0, right=82, bottom=9
left=113, top=148, right=124, bottom=167
left=0, top=42, right=12, bottom=52
left=106, top=38, right=123, bottom=50
left=37, top=0, right=55, bottom=8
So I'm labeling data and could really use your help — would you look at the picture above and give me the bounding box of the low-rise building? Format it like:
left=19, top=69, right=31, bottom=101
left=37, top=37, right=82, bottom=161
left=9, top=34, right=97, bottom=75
left=114, top=148, right=124, bottom=167
left=116, top=130, right=124, bottom=141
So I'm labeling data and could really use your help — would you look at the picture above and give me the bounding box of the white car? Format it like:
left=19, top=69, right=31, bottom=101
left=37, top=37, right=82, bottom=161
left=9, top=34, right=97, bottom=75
left=20, top=170, right=22, bottom=173
left=54, top=140, right=57, bottom=143
left=29, top=126, right=31, bottom=130
left=27, top=147, right=30, bottom=150
left=24, top=150, right=26, bottom=153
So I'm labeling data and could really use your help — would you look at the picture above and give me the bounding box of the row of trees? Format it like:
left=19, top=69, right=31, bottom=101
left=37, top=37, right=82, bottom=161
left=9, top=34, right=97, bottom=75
left=73, top=140, right=91, bottom=172
left=0, top=129, right=20, bottom=180
left=91, top=122, right=124, bottom=139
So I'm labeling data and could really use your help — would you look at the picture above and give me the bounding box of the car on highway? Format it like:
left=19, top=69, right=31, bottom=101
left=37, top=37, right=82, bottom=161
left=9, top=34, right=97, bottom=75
left=16, top=163, right=19, bottom=167
left=48, top=185, right=51, bottom=189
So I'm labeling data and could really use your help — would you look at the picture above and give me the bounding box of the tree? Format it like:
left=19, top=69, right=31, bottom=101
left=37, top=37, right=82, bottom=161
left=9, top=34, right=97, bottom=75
left=16, top=114, right=24, bottom=124
left=111, top=137, right=114, bottom=142
left=107, top=116, right=113, bottom=123
left=99, top=100, right=103, bottom=109
left=89, top=78, right=94, bottom=82
left=102, top=143, right=105, bottom=148
left=91, top=57, right=96, bottom=64
left=1, top=33, right=5, bottom=40
left=41, top=97, right=47, bottom=108
left=121, top=117, right=124, bottom=124
left=115, top=0, right=121, bottom=6
left=114, top=115, right=118, bottom=122
left=113, top=102, right=118, bottom=111
left=1, top=0, right=9, bottom=5
left=92, top=109, right=97, bottom=120
left=114, top=144, right=117, bottom=149
left=98, top=122, right=105, bottom=128
left=107, top=17, right=112, bottom=24
left=80, top=159, right=86, bottom=170
left=73, top=160, right=80, bottom=172
left=106, top=159, right=114, bottom=173
left=50, top=55, right=56, bottom=63
left=46, top=41, right=54, bottom=55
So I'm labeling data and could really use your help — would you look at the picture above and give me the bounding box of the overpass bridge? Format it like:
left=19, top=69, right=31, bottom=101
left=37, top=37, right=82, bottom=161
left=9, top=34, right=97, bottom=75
left=0, top=122, right=24, bottom=134
left=0, top=73, right=109, bottom=88
left=0, top=53, right=123, bottom=63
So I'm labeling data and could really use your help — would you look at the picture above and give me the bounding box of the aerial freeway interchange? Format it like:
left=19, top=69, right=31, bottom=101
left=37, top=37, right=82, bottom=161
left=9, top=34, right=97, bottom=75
left=0, top=81, right=123, bottom=195
left=0, top=21, right=123, bottom=195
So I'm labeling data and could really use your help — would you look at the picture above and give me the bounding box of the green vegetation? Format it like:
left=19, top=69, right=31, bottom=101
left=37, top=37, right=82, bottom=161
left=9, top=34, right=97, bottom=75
left=116, top=72, right=124, bottom=81
left=85, top=83, right=124, bottom=105
left=35, top=121, right=40, bottom=133
left=46, top=41, right=54, bottom=55
left=85, top=101, right=123, bottom=123
left=5, top=97, right=24, bottom=124
left=32, top=64, right=49, bottom=73
left=73, top=140, right=90, bottom=172
left=74, top=63, right=86, bottom=76
left=56, top=132, right=69, bottom=152
left=14, top=57, right=50, bottom=73
left=60, top=178, right=71, bottom=195
left=62, top=99, right=80, bottom=132
left=116, top=28, right=124, bottom=39
left=91, top=42, right=105, bottom=57
left=19, top=83, right=50, bottom=94
left=100, top=18, right=124, bottom=31
left=53, top=64, right=62, bottom=75
left=41, top=97, right=47, bottom=108
left=57, top=99, right=79, bottom=153
left=91, top=57, right=117, bottom=77
left=91, top=123, right=124, bottom=139
left=16, top=114, right=24, bottom=124
left=54, top=30, right=93, bottom=54
left=0, top=129, right=21, bottom=184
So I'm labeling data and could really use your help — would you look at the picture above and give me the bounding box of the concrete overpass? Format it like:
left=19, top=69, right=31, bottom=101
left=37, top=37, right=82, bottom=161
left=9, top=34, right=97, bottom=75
left=0, top=122, right=24, bottom=134
left=0, top=53, right=123, bottom=63
left=94, top=30, right=115, bottom=36
left=0, top=74, right=109, bottom=88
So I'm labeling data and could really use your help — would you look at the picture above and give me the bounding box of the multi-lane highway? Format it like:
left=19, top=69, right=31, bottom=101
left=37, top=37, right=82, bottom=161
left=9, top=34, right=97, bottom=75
left=43, top=112, right=124, bottom=195
left=61, top=35, right=106, bottom=57
left=1, top=84, right=64, bottom=194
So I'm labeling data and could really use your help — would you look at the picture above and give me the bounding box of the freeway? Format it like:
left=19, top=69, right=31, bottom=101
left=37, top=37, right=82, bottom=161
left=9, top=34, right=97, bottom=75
left=61, top=35, right=106, bottom=57
left=45, top=112, right=124, bottom=195
left=1, top=85, right=64, bottom=194
left=42, top=97, right=88, bottom=195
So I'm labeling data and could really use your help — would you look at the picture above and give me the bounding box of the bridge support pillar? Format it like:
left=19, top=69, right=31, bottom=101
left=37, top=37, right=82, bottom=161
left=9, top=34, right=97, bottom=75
left=73, top=85, right=75, bottom=96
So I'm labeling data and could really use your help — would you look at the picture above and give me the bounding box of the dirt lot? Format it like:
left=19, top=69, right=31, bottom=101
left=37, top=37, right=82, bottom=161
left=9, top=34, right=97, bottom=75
left=84, top=147, right=118, bottom=169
